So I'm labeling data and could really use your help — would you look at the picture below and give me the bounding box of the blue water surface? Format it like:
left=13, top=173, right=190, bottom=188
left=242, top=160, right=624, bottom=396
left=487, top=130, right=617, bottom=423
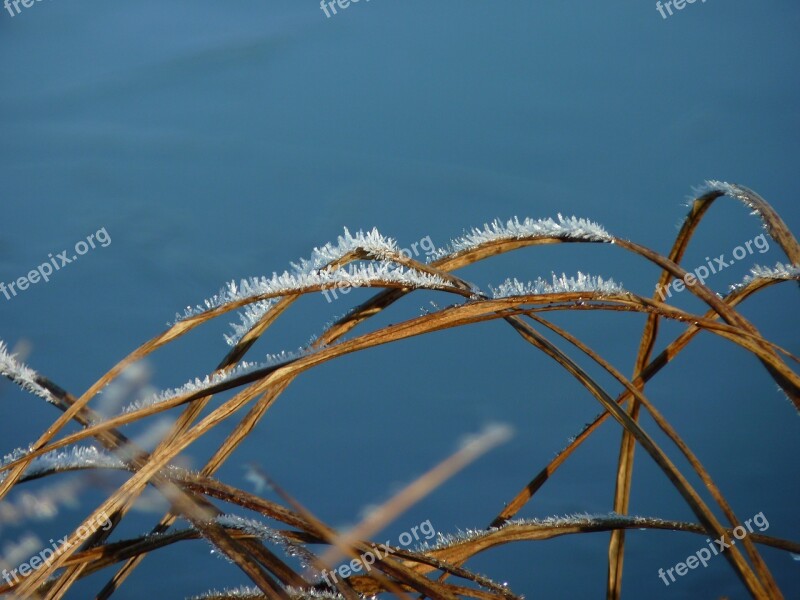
left=1, top=1, right=798, bottom=598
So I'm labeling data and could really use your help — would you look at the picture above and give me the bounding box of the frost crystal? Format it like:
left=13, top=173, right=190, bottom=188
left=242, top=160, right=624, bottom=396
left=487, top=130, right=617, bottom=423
left=422, top=513, right=668, bottom=551
left=211, top=514, right=314, bottom=568
left=730, top=262, right=800, bottom=291
left=122, top=360, right=259, bottom=414
left=490, top=272, right=624, bottom=298
left=1, top=446, right=34, bottom=466
left=190, top=587, right=345, bottom=600
left=174, top=261, right=450, bottom=329
left=224, top=300, right=278, bottom=347
left=0, top=446, right=35, bottom=483
left=284, top=589, right=346, bottom=600
left=188, top=587, right=264, bottom=600
left=122, top=345, right=326, bottom=415
left=694, top=180, right=750, bottom=202
left=289, top=227, right=401, bottom=273
left=214, top=514, right=285, bottom=545
left=433, top=214, right=612, bottom=259
left=1, top=446, right=123, bottom=486
left=21, top=446, right=123, bottom=477
left=174, top=227, right=403, bottom=326
left=692, top=180, right=764, bottom=219
left=0, top=341, right=56, bottom=404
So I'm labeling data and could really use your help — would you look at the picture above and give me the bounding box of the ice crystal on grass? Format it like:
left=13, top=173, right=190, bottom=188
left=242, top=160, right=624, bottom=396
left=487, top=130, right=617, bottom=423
left=433, top=214, right=612, bottom=259
left=173, top=227, right=408, bottom=327
left=224, top=299, right=278, bottom=347
left=422, top=513, right=667, bottom=552
left=730, top=262, right=800, bottom=291
left=490, top=272, right=624, bottom=298
left=122, top=360, right=260, bottom=414
left=284, top=589, right=346, bottom=600
left=211, top=514, right=314, bottom=568
left=175, top=261, right=450, bottom=331
left=693, top=180, right=765, bottom=220
left=0, top=447, right=124, bottom=519
left=1, top=446, right=33, bottom=467
left=188, top=587, right=264, bottom=600
left=0, top=446, right=34, bottom=484
left=507, top=512, right=663, bottom=528
left=0, top=341, right=55, bottom=404
left=214, top=514, right=286, bottom=546
left=290, top=227, right=400, bottom=273
left=122, top=344, right=326, bottom=415
left=190, top=588, right=346, bottom=600
left=177, top=221, right=610, bottom=330
left=18, top=446, right=123, bottom=479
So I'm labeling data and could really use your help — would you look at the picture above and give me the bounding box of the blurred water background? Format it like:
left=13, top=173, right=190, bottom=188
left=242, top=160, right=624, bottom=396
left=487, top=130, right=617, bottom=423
left=1, top=1, right=798, bottom=597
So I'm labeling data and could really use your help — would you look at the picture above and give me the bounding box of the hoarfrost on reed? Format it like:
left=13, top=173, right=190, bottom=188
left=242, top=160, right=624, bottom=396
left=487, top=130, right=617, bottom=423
left=730, top=262, right=800, bottom=291
left=433, top=214, right=613, bottom=260
left=0, top=341, right=56, bottom=404
left=490, top=272, right=624, bottom=299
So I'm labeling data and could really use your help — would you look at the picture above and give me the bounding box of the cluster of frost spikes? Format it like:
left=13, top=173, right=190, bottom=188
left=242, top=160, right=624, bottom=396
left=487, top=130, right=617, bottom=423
left=490, top=272, right=624, bottom=299
left=122, top=360, right=259, bottom=415
left=219, top=227, right=406, bottom=346
left=289, top=226, right=400, bottom=273
left=0, top=446, right=35, bottom=483
left=223, top=299, right=277, bottom=347
left=503, top=512, right=666, bottom=528
left=284, top=589, right=347, bottom=600
left=432, top=214, right=612, bottom=260
left=174, top=260, right=450, bottom=332
left=172, top=227, right=400, bottom=326
left=210, top=260, right=452, bottom=342
left=189, top=587, right=346, bottom=600
left=188, top=587, right=264, bottom=600
left=0, top=340, right=56, bottom=404
left=122, top=346, right=322, bottom=415
left=692, top=180, right=764, bottom=220
left=731, top=262, right=800, bottom=291
left=12, top=446, right=124, bottom=481
left=420, top=513, right=668, bottom=552
left=211, top=514, right=315, bottom=569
